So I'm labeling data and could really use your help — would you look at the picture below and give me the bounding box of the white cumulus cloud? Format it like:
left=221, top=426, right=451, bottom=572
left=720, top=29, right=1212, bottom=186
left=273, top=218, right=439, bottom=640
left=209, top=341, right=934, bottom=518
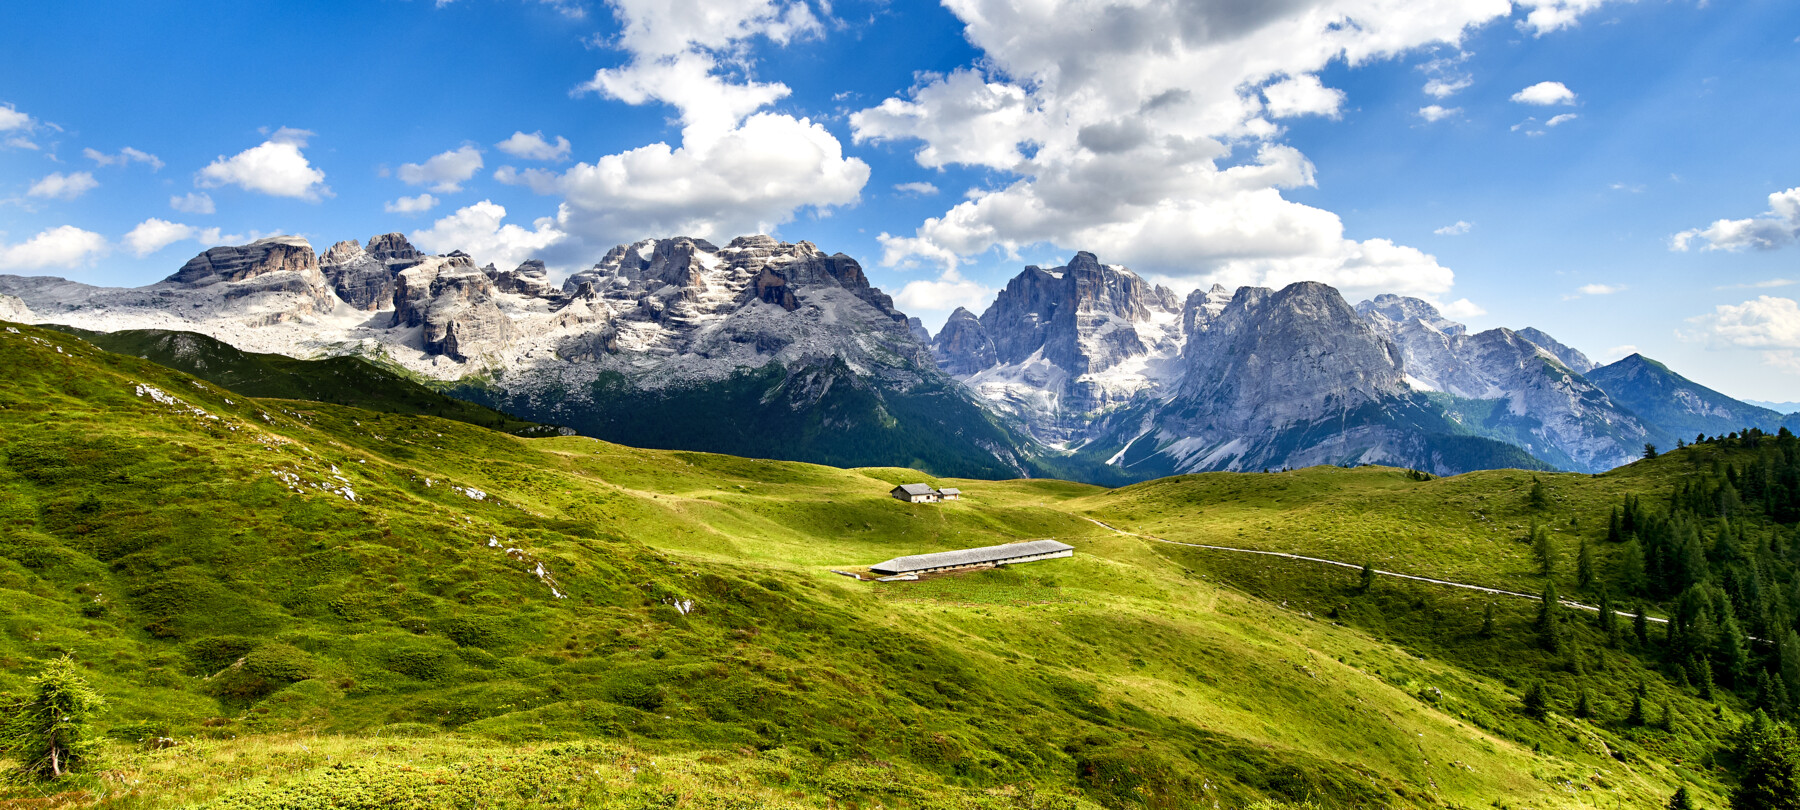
left=0, top=225, right=108, bottom=271
left=499, top=0, right=866, bottom=248
left=398, top=145, right=485, bottom=193
left=385, top=193, right=441, bottom=215
left=197, top=129, right=330, bottom=201
left=1261, top=74, right=1346, bottom=119
left=891, top=268, right=996, bottom=320
left=1672, top=186, right=1800, bottom=252
left=83, top=146, right=163, bottom=170
left=122, top=218, right=220, bottom=258
left=1419, top=105, right=1461, bottom=123
left=1511, top=81, right=1577, bottom=106
left=0, top=105, right=29, bottom=131
left=495, top=131, right=572, bottom=162
left=27, top=172, right=99, bottom=201
left=170, top=192, right=216, bottom=215
left=411, top=200, right=566, bottom=272
left=894, top=182, right=939, bottom=197
left=1517, top=0, right=1615, bottom=35
left=1685, top=296, right=1800, bottom=350
left=844, top=0, right=1625, bottom=301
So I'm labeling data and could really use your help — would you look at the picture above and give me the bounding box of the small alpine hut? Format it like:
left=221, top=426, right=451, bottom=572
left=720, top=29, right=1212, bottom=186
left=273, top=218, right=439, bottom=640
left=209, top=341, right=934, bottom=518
left=869, top=540, right=1073, bottom=576
left=890, top=483, right=939, bottom=503
left=937, top=487, right=962, bottom=501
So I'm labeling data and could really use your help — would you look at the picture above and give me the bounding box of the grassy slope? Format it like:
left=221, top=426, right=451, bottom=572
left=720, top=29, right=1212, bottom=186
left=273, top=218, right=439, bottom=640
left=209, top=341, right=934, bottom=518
left=0, top=322, right=1740, bottom=809
left=40, top=325, right=554, bottom=436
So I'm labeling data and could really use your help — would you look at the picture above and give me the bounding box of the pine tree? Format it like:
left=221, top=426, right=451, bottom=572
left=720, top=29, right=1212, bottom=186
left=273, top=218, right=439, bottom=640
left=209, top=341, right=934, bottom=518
left=1522, top=681, right=1550, bottom=718
left=1668, top=786, right=1696, bottom=810
left=1538, top=581, right=1564, bottom=653
left=1645, top=443, right=1660, bottom=460
left=1731, top=711, right=1800, bottom=810
left=1533, top=523, right=1556, bottom=577
left=1635, top=603, right=1652, bottom=647
left=1699, top=657, right=1717, bottom=701
left=1578, top=535, right=1596, bottom=589
left=1609, top=506, right=1624, bottom=543
left=1660, top=700, right=1676, bottom=731
left=1359, top=561, right=1375, bottom=592
left=1630, top=680, right=1649, bottom=726
left=1480, top=602, right=1496, bottom=638
left=1529, top=478, right=1551, bottom=510
left=1575, top=687, right=1594, bottom=719
left=1597, top=587, right=1617, bottom=635
left=0, top=656, right=107, bottom=780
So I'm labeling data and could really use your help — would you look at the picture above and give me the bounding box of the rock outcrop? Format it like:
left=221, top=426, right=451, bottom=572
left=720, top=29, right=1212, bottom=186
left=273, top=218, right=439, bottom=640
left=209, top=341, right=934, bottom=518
left=393, top=253, right=516, bottom=361
left=0, top=293, right=31, bottom=321
left=1355, top=295, right=1650, bottom=471
left=320, top=240, right=398, bottom=311
left=940, top=252, right=1184, bottom=440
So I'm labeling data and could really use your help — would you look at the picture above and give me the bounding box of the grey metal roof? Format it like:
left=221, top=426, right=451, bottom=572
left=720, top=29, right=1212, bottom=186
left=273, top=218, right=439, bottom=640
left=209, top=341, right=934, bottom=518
left=937, top=488, right=961, bottom=495
left=893, top=483, right=936, bottom=495
left=870, top=539, right=1073, bottom=574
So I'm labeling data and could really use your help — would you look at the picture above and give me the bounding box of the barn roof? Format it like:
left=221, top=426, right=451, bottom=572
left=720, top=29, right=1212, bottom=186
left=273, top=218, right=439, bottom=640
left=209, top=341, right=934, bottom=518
left=870, top=540, right=1073, bottom=574
left=892, top=483, right=936, bottom=495
left=937, top=487, right=961, bottom=495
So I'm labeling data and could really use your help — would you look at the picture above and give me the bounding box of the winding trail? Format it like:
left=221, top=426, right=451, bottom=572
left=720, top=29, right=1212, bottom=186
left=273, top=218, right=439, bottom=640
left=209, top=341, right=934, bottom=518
left=1081, top=517, right=1670, bottom=626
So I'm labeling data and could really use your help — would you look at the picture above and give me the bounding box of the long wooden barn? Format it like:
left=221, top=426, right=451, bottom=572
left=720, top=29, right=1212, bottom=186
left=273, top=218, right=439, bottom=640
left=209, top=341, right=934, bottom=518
left=869, top=540, right=1074, bottom=576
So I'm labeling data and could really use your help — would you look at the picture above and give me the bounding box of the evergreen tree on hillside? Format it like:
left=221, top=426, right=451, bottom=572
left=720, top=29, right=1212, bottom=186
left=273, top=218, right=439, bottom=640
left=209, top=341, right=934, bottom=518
left=1522, top=681, right=1550, bottom=718
left=1533, top=523, right=1556, bottom=577
left=1480, top=602, right=1497, bottom=638
left=1359, top=562, right=1375, bottom=592
left=1528, top=478, right=1551, bottom=510
left=1731, top=712, right=1800, bottom=810
left=1609, top=506, right=1624, bottom=543
left=0, top=656, right=107, bottom=780
left=1645, top=443, right=1659, bottom=460
left=1538, top=581, right=1564, bottom=653
left=1635, top=603, right=1652, bottom=647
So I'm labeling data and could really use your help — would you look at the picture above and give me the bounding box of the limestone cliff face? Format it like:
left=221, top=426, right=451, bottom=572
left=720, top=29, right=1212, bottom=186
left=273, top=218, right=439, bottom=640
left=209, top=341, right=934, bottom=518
left=1354, top=295, right=1649, bottom=471
left=932, top=308, right=997, bottom=376
left=151, top=236, right=338, bottom=322
left=393, top=253, right=517, bottom=361
left=488, top=260, right=559, bottom=299
left=1177, top=282, right=1406, bottom=433
left=939, top=252, right=1184, bottom=441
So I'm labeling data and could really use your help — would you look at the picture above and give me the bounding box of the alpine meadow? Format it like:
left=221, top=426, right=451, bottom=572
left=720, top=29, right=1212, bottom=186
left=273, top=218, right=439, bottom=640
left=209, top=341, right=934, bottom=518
left=5, top=0, right=1800, bottom=808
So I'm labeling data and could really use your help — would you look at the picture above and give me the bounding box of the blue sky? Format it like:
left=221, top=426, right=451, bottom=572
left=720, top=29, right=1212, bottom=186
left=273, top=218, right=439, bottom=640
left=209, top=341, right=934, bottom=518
left=3, top=0, right=1799, bottom=400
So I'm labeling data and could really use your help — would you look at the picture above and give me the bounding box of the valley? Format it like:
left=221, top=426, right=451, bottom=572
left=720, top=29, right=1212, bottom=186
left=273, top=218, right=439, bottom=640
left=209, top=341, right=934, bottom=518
left=2, top=319, right=1793, bottom=808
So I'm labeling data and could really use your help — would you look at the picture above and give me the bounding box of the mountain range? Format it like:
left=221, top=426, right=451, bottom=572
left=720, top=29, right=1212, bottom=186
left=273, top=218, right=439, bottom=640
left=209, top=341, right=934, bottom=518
left=2, top=235, right=1790, bottom=481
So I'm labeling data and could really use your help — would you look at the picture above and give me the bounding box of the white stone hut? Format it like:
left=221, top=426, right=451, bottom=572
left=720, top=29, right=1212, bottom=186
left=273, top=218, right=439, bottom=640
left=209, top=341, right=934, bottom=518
left=890, top=483, right=939, bottom=503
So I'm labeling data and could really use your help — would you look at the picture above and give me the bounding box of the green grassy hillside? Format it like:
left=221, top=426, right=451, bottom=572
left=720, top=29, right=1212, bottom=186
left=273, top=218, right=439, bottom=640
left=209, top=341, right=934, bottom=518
left=0, top=321, right=1786, bottom=809
left=42, top=325, right=554, bottom=436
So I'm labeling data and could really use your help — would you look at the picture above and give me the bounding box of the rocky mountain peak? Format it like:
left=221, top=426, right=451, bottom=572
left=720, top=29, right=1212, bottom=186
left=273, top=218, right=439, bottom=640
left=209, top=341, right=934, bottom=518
left=933, top=307, right=999, bottom=376
left=164, top=236, right=320, bottom=288
left=1354, top=294, right=1466, bottom=337
left=1178, top=280, right=1406, bottom=431
left=488, top=259, right=559, bottom=299
left=366, top=233, right=424, bottom=270
left=1515, top=327, right=1596, bottom=373
left=1181, top=283, right=1234, bottom=335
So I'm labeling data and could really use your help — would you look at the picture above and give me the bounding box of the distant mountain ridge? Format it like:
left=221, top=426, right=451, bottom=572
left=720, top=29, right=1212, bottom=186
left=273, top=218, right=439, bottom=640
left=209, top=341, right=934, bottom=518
left=1, top=233, right=1065, bottom=481
left=3, top=235, right=1784, bottom=480
left=933, top=253, right=1779, bottom=476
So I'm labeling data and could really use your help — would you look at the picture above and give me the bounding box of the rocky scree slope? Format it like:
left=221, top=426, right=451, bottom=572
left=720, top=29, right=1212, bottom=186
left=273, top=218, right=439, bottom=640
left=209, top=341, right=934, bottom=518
left=0, top=233, right=1051, bottom=479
